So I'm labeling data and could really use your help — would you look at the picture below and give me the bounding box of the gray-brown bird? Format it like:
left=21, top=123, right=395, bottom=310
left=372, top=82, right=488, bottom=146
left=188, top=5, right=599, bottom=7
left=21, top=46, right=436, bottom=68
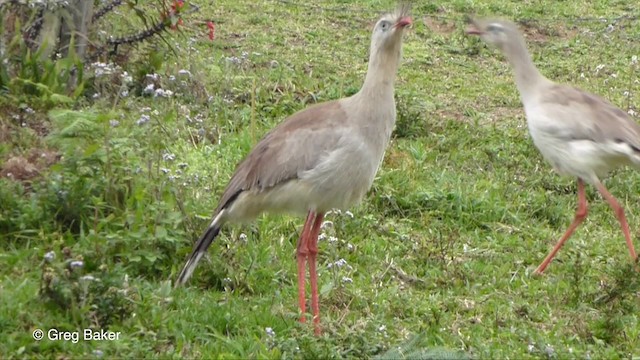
left=466, top=18, right=639, bottom=274
left=176, top=5, right=412, bottom=334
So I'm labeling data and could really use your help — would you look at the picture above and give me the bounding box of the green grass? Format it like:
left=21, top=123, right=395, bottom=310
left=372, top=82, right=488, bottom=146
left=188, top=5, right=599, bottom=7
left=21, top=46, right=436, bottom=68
left=1, top=0, right=640, bottom=358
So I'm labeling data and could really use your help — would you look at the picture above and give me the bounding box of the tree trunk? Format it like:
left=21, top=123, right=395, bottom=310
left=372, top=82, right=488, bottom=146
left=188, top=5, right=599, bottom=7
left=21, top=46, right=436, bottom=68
left=58, top=0, right=94, bottom=60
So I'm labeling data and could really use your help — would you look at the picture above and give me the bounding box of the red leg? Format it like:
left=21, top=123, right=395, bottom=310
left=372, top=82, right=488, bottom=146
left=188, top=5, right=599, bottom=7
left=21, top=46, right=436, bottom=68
left=536, top=179, right=588, bottom=274
left=307, top=212, right=324, bottom=336
left=297, top=211, right=315, bottom=323
left=594, top=181, right=638, bottom=262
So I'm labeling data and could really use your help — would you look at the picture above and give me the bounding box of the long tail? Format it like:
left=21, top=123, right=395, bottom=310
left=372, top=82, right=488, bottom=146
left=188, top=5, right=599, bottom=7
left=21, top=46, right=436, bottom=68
left=175, top=210, right=225, bottom=287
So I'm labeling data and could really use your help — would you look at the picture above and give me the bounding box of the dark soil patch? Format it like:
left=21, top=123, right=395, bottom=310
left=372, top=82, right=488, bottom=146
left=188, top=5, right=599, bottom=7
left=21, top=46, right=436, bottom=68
left=518, top=20, right=579, bottom=43
left=423, top=17, right=457, bottom=35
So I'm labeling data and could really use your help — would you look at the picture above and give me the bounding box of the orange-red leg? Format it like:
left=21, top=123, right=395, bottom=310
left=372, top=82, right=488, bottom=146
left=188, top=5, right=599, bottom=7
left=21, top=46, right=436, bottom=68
left=536, top=179, right=588, bottom=274
left=307, top=213, right=324, bottom=335
left=594, top=181, right=638, bottom=262
left=297, top=211, right=315, bottom=323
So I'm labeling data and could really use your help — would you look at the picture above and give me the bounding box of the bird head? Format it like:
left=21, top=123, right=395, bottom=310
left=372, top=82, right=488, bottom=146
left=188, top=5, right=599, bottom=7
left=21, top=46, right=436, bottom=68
left=370, top=3, right=412, bottom=53
left=465, top=17, right=521, bottom=53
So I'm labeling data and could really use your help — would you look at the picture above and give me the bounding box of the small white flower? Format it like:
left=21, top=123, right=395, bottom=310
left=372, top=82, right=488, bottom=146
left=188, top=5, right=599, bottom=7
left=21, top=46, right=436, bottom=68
left=632, top=55, right=638, bottom=65
left=341, top=276, right=353, bottom=283
left=178, top=69, right=192, bottom=77
left=328, top=236, right=338, bottom=243
left=162, top=153, right=176, bottom=161
left=628, top=109, right=637, bottom=116
left=92, top=92, right=100, bottom=99
left=334, top=258, right=347, bottom=267
left=69, top=260, right=84, bottom=268
left=154, top=88, right=174, bottom=98
left=346, top=243, right=354, bottom=251
left=121, top=71, right=133, bottom=83
left=178, top=163, right=188, bottom=169
left=595, top=64, right=605, bottom=73
left=239, top=233, right=248, bottom=242
left=136, top=114, right=150, bottom=126
left=80, top=275, right=97, bottom=282
left=92, top=349, right=104, bottom=357
left=226, top=56, right=242, bottom=65
left=160, top=168, right=171, bottom=174
left=143, top=83, right=155, bottom=95
left=44, top=251, right=56, bottom=262
left=265, top=327, right=275, bottom=337
left=378, top=325, right=386, bottom=332
left=344, top=211, right=354, bottom=218
left=321, top=220, right=334, bottom=229
left=169, top=75, right=176, bottom=81
left=109, top=119, right=120, bottom=127
left=140, top=107, right=152, bottom=113
left=146, top=73, right=160, bottom=81
left=120, top=90, right=129, bottom=97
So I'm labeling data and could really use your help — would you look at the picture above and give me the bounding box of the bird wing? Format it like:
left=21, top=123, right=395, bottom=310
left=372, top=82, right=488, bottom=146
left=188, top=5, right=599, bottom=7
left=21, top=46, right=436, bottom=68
left=215, top=100, right=349, bottom=213
left=537, top=84, right=640, bottom=152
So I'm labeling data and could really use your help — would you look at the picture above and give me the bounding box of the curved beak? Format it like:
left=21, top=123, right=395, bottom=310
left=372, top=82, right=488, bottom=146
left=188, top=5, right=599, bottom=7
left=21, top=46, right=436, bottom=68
left=465, top=18, right=483, bottom=35
left=394, top=16, right=412, bottom=29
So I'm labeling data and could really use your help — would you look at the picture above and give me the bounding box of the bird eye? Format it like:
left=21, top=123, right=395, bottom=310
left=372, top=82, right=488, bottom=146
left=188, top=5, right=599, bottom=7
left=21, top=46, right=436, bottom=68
left=379, top=21, right=391, bottom=31
left=487, top=23, right=503, bottom=32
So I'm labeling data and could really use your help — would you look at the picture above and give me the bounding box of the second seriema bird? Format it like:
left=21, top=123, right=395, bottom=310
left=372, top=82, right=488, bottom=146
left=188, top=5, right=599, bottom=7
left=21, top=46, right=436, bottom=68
left=176, top=6, right=412, bottom=334
left=466, top=18, right=639, bottom=274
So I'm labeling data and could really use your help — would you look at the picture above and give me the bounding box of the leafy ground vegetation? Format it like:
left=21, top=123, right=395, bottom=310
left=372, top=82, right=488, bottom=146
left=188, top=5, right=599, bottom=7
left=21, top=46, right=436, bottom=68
left=1, top=0, right=640, bottom=358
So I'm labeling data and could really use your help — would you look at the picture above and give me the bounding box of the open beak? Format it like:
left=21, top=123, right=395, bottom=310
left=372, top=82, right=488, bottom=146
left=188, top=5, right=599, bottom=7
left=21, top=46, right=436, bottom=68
left=465, top=24, right=483, bottom=35
left=394, top=16, right=412, bottom=29
left=465, top=18, right=483, bottom=35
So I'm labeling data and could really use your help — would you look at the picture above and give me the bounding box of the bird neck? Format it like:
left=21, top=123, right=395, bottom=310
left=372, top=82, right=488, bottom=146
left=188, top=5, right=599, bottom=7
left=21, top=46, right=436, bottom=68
left=505, top=37, right=549, bottom=101
left=359, top=45, right=401, bottom=99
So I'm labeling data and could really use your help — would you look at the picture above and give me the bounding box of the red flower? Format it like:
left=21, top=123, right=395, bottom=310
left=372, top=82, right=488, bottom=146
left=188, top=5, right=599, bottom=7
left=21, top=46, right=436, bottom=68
left=167, top=0, right=185, bottom=30
left=207, top=21, right=215, bottom=41
left=171, top=0, right=185, bottom=12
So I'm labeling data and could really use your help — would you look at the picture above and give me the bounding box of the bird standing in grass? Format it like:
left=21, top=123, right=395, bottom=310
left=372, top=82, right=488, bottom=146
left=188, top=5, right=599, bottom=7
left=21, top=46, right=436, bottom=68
left=466, top=18, right=639, bottom=273
left=175, top=5, right=412, bottom=334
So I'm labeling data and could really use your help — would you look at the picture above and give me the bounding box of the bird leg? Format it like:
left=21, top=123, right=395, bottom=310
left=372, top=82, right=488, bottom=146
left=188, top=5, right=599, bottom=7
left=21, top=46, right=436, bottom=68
left=536, top=179, right=588, bottom=274
left=594, top=181, right=638, bottom=262
left=296, top=211, right=316, bottom=323
left=307, top=213, right=324, bottom=336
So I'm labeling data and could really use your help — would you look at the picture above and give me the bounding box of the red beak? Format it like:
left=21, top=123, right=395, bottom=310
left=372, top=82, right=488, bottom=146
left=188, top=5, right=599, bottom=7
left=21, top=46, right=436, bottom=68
left=394, top=16, right=412, bottom=29
left=465, top=24, right=483, bottom=35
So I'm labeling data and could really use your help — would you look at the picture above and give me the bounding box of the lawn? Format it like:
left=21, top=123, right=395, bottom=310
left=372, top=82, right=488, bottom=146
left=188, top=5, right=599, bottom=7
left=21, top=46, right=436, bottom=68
left=1, top=0, right=639, bottom=358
